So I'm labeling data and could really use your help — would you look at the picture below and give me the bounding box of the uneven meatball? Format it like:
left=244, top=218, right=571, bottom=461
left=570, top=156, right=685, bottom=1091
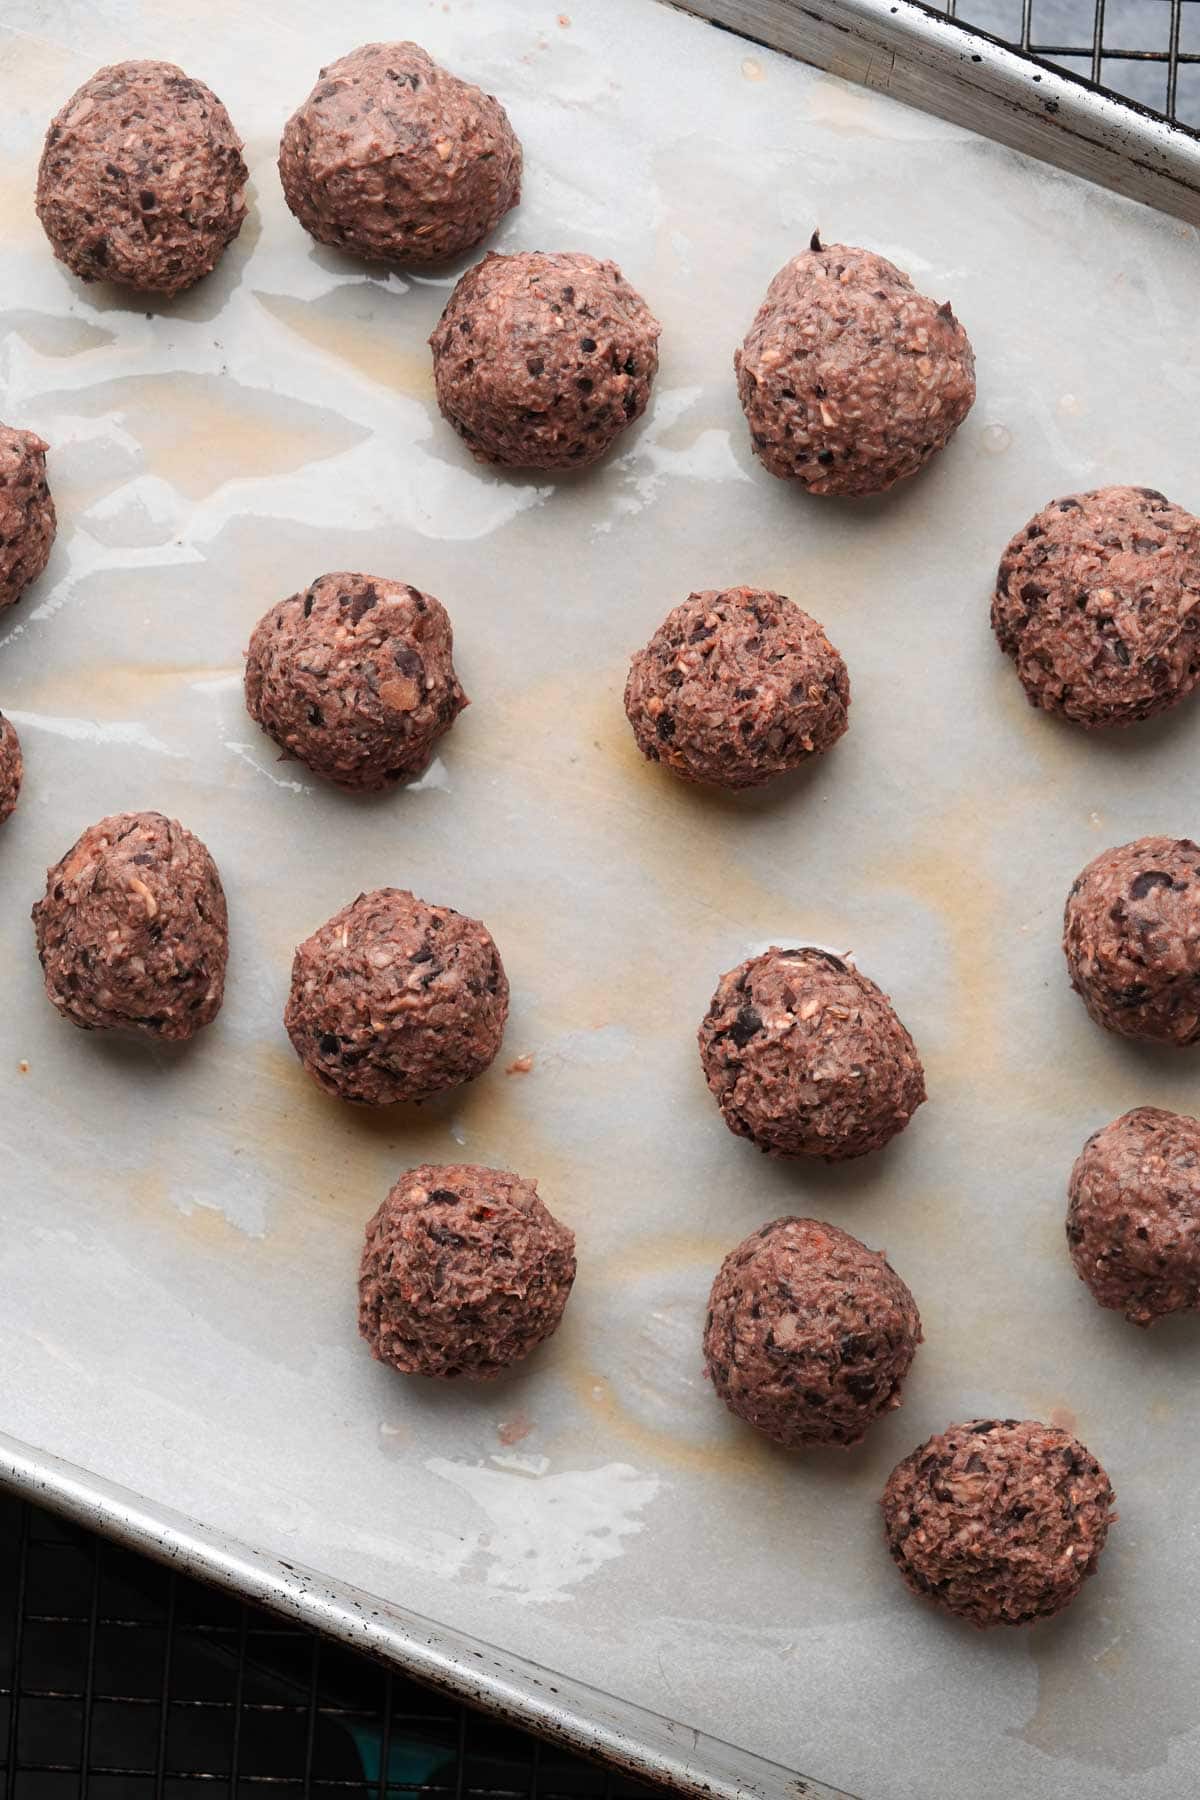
left=0, top=714, right=23, bottom=825
left=359, top=1163, right=575, bottom=1379
left=285, top=888, right=508, bottom=1105
left=32, top=811, right=227, bottom=1038
left=1064, top=836, right=1200, bottom=1045
left=882, top=1419, right=1116, bottom=1626
left=1068, top=1107, right=1200, bottom=1325
left=993, top=486, right=1200, bottom=727
left=36, top=61, right=247, bottom=296
left=704, top=1217, right=921, bottom=1449
left=699, top=947, right=926, bottom=1159
left=0, top=426, right=55, bottom=611
left=735, top=236, right=975, bottom=497
left=245, top=572, right=467, bottom=791
left=430, top=251, right=660, bottom=468
left=625, top=587, right=849, bottom=789
left=279, top=42, right=521, bottom=265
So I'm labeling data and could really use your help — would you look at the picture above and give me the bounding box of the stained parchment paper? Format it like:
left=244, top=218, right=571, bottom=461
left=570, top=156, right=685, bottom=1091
left=0, top=1, right=1199, bottom=1795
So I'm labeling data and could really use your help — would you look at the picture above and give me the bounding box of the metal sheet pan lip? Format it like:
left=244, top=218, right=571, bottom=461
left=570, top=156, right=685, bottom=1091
left=0, top=1425, right=855, bottom=1800
left=663, top=0, right=1200, bottom=221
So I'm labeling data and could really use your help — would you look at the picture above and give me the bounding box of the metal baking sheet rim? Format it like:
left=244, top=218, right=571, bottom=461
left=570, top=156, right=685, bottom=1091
left=666, top=0, right=1200, bottom=225
left=0, top=1427, right=847, bottom=1800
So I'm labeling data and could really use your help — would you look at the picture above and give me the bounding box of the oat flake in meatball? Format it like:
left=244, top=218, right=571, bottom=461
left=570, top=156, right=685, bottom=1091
left=245, top=573, right=467, bottom=791
left=0, top=425, right=55, bottom=612
left=735, top=236, right=975, bottom=497
left=993, top=486, right=1200, bottom=727
left=0, top=714, right=23, bottom=826
left=285, top=888, right=508, bottom=1105
left=699, top=947, right=926, bottom=1160
left=32, top=811, right=228, bottom=1038
left=430, top=251, right=660, bottom=469
left=1064, top=836, right=1200, bottom=1045
left=1068, top=1107, right=1200, bottom=1325
left=359, top=1163, right=575, bottom=1379
left=36, top=60, right=247, bottom=296
left=704, top=1217, right=922, bottom=1449
left=625, top=587, right=849, bottom=789
left=280, top=43, right=520, bottom=266
left=882, top=1419, right=1116, bottom=1626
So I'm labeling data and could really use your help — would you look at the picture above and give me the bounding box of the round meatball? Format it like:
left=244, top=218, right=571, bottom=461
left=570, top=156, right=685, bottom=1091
left=882, top=1419, right=1115, bottom=1626
left=359, top=1163, right=575, bottom=1379
left=1064, top=836, right=1200, bottom=1045
left=245, top=573, right=467, bottom=791
left=704, top=1217, right=921, bottom=1449
left=279, top=42, right=521, bottom=266
left=0, top=713, right=23, bottom=825
left=624, top=587, right=849, bottom=789
left=430, top=251, right=660, bottom=469
left=699, top=947, right=926, bottom=1159
left=1067, top=1107, right=1200, bottom=1326
left=0, top=425, right=55, bottom=612
left=735, top=237, right=975, bottom=497
left=36, top=61, right=247, bottom=296
left=993, top=486, right=1200, bottom=727
left=32, top=811, right=227, bottom=1038
left=285, top=887, right=508, bottom=1105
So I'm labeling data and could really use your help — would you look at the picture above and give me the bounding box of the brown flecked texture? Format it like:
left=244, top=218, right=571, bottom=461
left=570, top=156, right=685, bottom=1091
left=36, top=60, right=247, bottom=296
left=734, top=239, right=975, bottom=497
left=1067, top=1107, right=1200, bottom=1326
left=244, top=572, right=467, bottom=792
left=0, top=714, right=23, bottom=826
left=624, top=587, right=849, bottom=789
left=285, top=888, right=508, bottom=1105
left=32, top=811, right=227, bottom=1039
left=882, top=1419, right=1115, bottom=1627
left=992, top=486, right=1200, bottom=727
left=703, top=1217, right=921, bottom=1449
left=358, top=1163, right=575, bottom=1379
left=699, top=947, right=926, bottom=1160
left=0, top=426, right=55, bottom=612
left=1063, top=836, right=1200, bottom=1045
left=278, top=42, right=520, bottom=267
left=430, top=251, right=660, bottom=468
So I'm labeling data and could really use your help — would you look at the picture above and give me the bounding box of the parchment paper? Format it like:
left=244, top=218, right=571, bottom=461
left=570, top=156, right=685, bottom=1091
left=0, top=1, right=1199, bottom=1795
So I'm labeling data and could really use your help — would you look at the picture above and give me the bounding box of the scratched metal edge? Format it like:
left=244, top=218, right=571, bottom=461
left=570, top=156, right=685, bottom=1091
left=0, top=1428, right=856, bottom=1800
left=660, top=0, right=1200, bottom=225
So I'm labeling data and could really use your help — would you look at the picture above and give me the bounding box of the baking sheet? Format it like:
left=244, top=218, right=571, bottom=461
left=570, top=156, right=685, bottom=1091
left=0, top=1, right=1198, bottom=1795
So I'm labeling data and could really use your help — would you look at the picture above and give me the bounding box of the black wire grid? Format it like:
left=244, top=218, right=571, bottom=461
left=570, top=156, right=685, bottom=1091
left=0, top=1493, right=657, bottom=1800
left=926, top=0, right=1200, bottom=128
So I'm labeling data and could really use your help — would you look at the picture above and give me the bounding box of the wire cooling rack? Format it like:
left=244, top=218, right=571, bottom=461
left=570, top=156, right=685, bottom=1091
left=923, top=0, right=1200, bottom=127
left=0, top=1493, right=658, bottom=1799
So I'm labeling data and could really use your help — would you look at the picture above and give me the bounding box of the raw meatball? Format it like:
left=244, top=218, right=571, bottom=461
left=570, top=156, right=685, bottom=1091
left=0, top=714, right=23, bottom=825
left=279, top=42, right=521, bottom=265
left=993, top=486, right=1200, bottom=727
left=1064, top=836, right=1200, bottom=1045
left=1067, top=1107, right=1200, bottom=1326
left=358, top=1163, right=575, bottom=1379
left=285, top=887, right=508, bottom=1104
left=32, top=811, right=227, bottom=1038
left=245, top=572, right=467, bottom=791
left=699, top=947, right=926, bottom=1159
left=36, top=61, right=247, bottom=296
left=703, top=1217, right=922, bottom=1449
left=735, top=236, right=975, bottom=497
left=882, top=1419, right=1115, bottom=1626
left=0, top=425, right=55, bottom=611
left=430, top=251, right=660, bottom=468
left=624, top=587, right=849, bottom=789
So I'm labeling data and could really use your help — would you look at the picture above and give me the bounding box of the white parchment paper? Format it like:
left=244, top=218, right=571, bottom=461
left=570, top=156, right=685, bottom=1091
left=1, top=1, right=1199, bottom=1794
